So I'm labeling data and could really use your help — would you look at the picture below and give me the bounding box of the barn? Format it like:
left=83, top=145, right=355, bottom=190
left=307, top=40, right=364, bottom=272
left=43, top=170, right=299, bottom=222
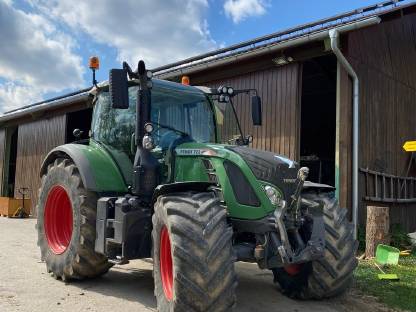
left=0, top=0, right=415, bottom=234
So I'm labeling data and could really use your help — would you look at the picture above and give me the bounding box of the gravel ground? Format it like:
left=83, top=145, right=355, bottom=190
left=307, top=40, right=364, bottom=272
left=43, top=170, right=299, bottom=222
left=0, top=217, right=392, bottom=312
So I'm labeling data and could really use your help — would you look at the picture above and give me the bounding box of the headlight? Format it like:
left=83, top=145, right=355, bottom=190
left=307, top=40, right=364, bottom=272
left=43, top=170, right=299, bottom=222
left=144, top=122, right=154, bottom=133
left=264, top=185, right=281, bottom=206
left=142, top=135, right=155, bottom=150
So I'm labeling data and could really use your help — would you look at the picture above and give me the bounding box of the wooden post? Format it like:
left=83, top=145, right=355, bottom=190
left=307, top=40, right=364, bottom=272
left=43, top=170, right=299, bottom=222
left=365, top=206, right=390, bottom=259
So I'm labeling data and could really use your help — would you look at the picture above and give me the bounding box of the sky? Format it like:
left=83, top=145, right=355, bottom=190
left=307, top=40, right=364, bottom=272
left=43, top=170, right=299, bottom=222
left=0, top=0, right=412, bottom=113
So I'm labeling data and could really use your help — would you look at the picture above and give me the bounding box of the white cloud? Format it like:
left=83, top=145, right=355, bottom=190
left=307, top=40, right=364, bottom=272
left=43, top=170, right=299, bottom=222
left=0, top=1, right=84, bottom=112
left=0, top=82, right=43, bottom=113
left=32, top=0, right=217, bottom=68
left=224, top=0, right=266, bottom=24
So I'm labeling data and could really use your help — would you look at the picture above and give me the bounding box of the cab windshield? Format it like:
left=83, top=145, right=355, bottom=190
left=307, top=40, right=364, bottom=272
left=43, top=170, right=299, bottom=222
left=91, top=81, right=217, bottom=160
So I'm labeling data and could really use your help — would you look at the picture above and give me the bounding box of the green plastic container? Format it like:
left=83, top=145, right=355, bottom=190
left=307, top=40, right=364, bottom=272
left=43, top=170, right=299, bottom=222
left=375, top=244, right=400, bottom=265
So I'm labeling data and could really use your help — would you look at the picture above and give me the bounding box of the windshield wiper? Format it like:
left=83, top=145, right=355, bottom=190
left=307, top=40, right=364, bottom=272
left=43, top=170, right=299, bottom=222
left=152, top=122, right=191, bottom=138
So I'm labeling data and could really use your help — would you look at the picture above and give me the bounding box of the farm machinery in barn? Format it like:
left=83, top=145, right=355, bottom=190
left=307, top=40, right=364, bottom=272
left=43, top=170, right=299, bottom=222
left=36, top=60, right=357, bottom=311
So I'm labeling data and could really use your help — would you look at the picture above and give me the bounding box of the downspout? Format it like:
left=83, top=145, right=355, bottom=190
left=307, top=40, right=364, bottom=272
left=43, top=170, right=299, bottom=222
left=328, top=18, right=380, bottom=239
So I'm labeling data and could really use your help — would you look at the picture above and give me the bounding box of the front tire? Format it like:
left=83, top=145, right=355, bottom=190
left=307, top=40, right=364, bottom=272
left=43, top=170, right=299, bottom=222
left=152, top=192, right=237, bottom=312
left=273, top=193, right=358, bottom=299
left=36, top=158, right=112, bottom=281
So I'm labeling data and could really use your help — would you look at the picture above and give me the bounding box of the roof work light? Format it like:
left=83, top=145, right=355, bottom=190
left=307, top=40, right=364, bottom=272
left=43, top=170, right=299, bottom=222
left=181, top=76, right=190, bottom=85
left=89, top=56, right=100, bottom=70
left=89, top=56, right=100, bottom=87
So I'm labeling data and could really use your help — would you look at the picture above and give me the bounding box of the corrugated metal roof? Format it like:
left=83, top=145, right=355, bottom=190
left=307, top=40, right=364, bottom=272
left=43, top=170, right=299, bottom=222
left=152, top=0, right=412, bottom=78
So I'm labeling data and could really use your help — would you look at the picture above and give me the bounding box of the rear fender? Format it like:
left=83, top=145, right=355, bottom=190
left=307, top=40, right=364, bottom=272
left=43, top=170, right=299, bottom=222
left=40, top=143, right=128, bottom=193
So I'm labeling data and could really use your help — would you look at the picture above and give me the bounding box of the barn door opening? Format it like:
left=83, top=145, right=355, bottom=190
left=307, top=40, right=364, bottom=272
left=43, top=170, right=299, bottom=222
left=300, top=55, right=337, bottom=186
left=66, top=108, right=93, bottom=143
left=3, top=127, right=18, bottom=197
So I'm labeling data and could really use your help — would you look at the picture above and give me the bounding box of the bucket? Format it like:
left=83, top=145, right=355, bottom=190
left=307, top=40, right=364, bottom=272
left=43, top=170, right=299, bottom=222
left=375, top=244, right=400, bottom=265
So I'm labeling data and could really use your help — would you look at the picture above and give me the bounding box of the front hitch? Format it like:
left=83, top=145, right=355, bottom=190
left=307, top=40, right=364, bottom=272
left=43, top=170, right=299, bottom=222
left=267, top=167, right=325, bottom=268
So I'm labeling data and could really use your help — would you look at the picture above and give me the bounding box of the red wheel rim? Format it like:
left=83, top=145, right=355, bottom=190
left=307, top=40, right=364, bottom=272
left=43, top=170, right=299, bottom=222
left=160, top=226, right=173, bottom=301
left=284, top=264, right=303, bottom=276
left=44, top=185, right=73, bottom=255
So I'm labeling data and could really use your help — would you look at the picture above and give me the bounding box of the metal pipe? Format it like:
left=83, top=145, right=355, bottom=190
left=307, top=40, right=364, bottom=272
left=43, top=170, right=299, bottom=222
left=157, top=17, right=381, bottom=80
left=329, top=17, right=380, bottom=239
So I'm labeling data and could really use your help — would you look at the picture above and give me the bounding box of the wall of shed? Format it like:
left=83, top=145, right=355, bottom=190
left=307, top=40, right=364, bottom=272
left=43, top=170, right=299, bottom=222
left=337, top=64, right=353, bottom=213
left=346, top=12, right=416, bottom=231
left=199, top=63, right=302, bottom=161
left=14, top=115, right=66, bottom=216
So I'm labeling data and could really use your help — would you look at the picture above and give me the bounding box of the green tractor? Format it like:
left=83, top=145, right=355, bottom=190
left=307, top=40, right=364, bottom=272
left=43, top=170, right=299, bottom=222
left=36, top=60, right=357, bottom=311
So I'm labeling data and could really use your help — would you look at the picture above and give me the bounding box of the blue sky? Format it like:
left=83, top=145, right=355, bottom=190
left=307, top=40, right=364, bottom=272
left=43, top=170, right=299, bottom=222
left=0, top=0, right=412, bottom=112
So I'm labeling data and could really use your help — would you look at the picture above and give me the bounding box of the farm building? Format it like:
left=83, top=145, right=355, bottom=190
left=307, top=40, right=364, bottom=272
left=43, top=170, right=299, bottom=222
left=0, top=0, right=415, bottom=233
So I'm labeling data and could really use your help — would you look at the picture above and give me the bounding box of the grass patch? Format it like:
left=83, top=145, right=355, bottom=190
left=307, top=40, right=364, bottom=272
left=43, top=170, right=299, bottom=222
left=354, top=253, right=416, bottom=311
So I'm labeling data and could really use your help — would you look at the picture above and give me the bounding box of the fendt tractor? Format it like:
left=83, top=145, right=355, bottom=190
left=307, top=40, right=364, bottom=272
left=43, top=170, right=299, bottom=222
left=36, top=59, right=357, bottom=311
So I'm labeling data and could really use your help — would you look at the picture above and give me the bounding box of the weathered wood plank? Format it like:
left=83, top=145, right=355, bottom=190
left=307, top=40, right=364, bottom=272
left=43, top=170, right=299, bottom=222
left=347, top=12, right=416, bottom=231
left=202, top=63, right=301, bottom=159
left=14, top=115, right=66, bottom=217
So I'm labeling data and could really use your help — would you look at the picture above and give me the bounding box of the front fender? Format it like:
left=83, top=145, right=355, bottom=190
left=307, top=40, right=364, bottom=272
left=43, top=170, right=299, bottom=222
left=40, top=143, right=128, bottom=193
left=151, top=181, right=215, bottom=205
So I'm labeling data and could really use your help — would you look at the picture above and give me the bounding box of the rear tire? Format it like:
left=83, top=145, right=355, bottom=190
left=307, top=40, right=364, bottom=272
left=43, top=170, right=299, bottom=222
left=36, top=158, right=112, bottom=281
left=152, top=192, right=237, bottom=312
left=273, top=193, right=358, bottom=299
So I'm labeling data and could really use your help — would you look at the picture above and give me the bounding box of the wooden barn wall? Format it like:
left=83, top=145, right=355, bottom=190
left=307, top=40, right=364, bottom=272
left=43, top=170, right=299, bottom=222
left=0, top=129, right=5, bottom=195
left=14, top=115, right=66, bottom=216
left=337, top=65, right=353, bottom=214
left=346, top=12, right=416, bottom=231
left=198, top=63, right=302, bottom=160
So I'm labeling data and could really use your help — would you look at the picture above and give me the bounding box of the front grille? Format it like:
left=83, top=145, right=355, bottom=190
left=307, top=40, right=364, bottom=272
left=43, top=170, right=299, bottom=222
left=202, top=159, right=218, bottom=184
left=202, top=158, right=224, bottom=202
left=224, top=161, right=260, bottom=207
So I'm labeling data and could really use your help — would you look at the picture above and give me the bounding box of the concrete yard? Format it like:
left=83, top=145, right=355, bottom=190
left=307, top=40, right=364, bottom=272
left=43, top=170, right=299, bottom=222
left=0, top=217, right=390, bottom=312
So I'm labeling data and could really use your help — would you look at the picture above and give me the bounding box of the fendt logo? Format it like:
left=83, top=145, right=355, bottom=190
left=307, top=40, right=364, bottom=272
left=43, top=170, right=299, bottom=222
left=283, top=178, right=297, bottom=184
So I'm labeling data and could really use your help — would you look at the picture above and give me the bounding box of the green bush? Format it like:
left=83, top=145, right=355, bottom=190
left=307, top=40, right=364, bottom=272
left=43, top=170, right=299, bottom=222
left=390, top=223, right=412, bottom=250
left=357, top=224, right=412, bottom=252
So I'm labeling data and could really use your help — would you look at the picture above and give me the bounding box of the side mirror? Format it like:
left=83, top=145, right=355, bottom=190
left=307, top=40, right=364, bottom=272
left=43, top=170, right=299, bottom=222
left=109, top=69, right=129, bottom=109
left=251, top=95, right=262, bottom=126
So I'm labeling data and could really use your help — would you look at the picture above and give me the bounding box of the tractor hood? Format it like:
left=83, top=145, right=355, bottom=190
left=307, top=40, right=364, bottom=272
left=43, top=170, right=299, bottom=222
left=226, top=146, right=299, bottom=201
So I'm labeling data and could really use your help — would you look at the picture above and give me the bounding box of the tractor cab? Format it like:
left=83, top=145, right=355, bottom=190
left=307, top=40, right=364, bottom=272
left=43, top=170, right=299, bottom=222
left=93, top=62, right=262, bottom=196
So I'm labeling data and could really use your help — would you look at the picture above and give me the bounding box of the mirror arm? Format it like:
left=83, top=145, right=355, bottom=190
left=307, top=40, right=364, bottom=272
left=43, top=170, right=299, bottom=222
left=123, top=62, right=137, bottom=79
left=229, top=98, right=246, bottom=145
left=233, top=88, right=258, bottom=96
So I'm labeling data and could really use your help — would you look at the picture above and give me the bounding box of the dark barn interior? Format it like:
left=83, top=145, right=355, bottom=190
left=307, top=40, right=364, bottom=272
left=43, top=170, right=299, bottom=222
left=4, top=127, right=18, bottom=197
left=66, top=108, right=93, bottom=142
left=300, top=55, right=337, bottom=186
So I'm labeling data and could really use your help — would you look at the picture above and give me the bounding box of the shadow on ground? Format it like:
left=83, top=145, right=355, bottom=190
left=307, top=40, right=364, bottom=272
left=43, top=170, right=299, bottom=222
left=71, top=265, right=157, bottom=309
left=67, top=261, right=347, bottom=312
